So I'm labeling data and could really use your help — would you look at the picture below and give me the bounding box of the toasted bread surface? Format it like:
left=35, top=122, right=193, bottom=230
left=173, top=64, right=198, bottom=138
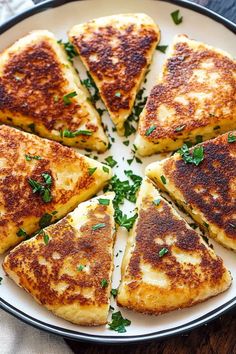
left=135, top=34, right=236, bottom=156
left=69, top=14, right=160, bottom=134
left=146, top=132, right=236, bottom=251
left=0, top=125, right=112, bottom=253
left=117, top=179, right=232, bottom=314
left=3, top=192, right=115, bottom=325
left=0, top=30, right=108, bottom=152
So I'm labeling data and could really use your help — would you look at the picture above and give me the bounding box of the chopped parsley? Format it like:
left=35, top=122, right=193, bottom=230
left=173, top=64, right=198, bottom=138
left=25, top=154, right=42, bottom=161
left=171, top=9, right=183, bottom=25
left=16, top=228, right=28, bottom=238
left=108, top=311, right=131, bottom=333
left=160, top=175, right=167, bottom=185
left=178, top=144, right=204, bottom=166
left=174, top=124, right=186, bottom=132
left=159, top=247, right=168, bottom=257
left=102, top=166, right=110, bottom=173
left=92, top=223, right=106, bottom=231
left=203, top=221, right=209, bottom=228
left=145, top=125, right=156, bottom=136
left=43, top=233, right=50, bottom=245
left=88, top=167, right=97, bottom=176
left=98, top=198, right=110, bottom=206
left=82, top=71, right=100, bottom=103
left=110, top=288, right=118, bottom=297
left=77, top=265, right=85, bottom=271
left=156, top=45, right=168, bottom=53
left=123, top=140, right=130, bottom=146
left=39, top=213, right=53, bottom=228
left=228, top=132, right=236, bottom=143
left=153, top=198, right=161, bottom=206
left=0, top=277, right=2, bottom=284
left=28, top=172, right=53, bottom=203
left=28, top=123, right=35, bottom=133
left=60, top=129, right=92, bottom=138
left=115, top=209, right=138, bottom=231
left=105, top=156, right=117, bottom=168
left=124, top=87, right=147, bottom=137
left=115, top=91, right=121, bottom=97
left=58, top=40, right=78, bottom=62
left=101, top=278, right=108, bottom=288
left=63, top=91, right=77, bottom=105
left=196, top=135, right=203, bottom=144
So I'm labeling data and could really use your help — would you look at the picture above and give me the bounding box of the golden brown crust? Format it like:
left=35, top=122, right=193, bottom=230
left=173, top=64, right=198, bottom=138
left=0, top=125, right=112, bottom=253
left=137, top=35, right=236, bottom=151
left=69, top=14, right=160, bottom=133
left=0, top=31, right=108, bottom=152
left=162, top=133, right=236, bottom=241
left=117, top=179, right=231, bottom=314
left=4, top=205, right=113, bottom=307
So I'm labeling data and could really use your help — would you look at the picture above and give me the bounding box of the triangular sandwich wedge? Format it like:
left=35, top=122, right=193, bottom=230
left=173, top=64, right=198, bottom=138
left=0, top=30, right=108, bottom=152
left=117, top=178, right=232, bottom=314
left=146, top=132, right=236, bottom=252
left=135, top=34, right=236, bottom=156
left=3, top=192, right=115, bottom=325
left=69, top=14, right=160, bottom=135
left=0, top=125, right=112, bottom=254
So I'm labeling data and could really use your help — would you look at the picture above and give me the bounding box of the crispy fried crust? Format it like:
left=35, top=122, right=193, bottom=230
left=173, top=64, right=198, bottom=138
left=146, top=132, right=236, bottom=251
left=69, top=14, right=160, bottom=134
left=3, top=193, right=115, bottom=325
left=0, top=125, right=112, bottom=253
left=0, top=30, right=108, bottom=152
left=117, top=179, right=231, bottom=314
left=135, top=34, right=236, bottom=155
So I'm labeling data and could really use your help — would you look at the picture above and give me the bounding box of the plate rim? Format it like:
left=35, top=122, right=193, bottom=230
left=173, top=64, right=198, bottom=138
left=0, top=0, right=235, bottom=344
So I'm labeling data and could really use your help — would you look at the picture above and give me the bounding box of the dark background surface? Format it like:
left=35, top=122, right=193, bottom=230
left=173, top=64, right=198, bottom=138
left=32, top=0, right=235, bottom=353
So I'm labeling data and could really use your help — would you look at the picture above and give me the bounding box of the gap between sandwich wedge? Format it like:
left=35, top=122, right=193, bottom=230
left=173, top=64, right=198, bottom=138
left=0, top=30, right=108, bottom=152
left=0, top=125, right=112, bottom=254
left=68, top=13, right=160, bottom=135
left=3, top=192, right=115, bottom=326
left=117, top=178, right=232, bottom=314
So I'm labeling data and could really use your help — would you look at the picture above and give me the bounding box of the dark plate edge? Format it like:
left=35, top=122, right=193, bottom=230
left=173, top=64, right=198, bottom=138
left=0, top=0, right=235, bottom=344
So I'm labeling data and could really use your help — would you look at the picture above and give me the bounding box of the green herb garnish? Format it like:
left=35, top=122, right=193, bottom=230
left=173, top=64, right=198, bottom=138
left=77, top=265, right=85, bottom=271
left=123, top=140, right=130, bottom=146
left=28, top=172, right=53, bottom=203
left=102, top=166, right=110, bottom=174
left=105, top=156, right=117, bottom=168
left=159, top=247, right=168, bottom=257
left=203, top=222, right=209, bottom=228
left=145, top=125, right=156, bottom=136
left=39, top=213, right=53, bottom=228
left=156, top=45, right=168, bottom=53
left=160, top=175, right=167, bottom=184
left=228, top=132, right=236, bottom=143
left=115, top=92, right=121, bottom=97
left=178, top=144, right=204, bottom=166
left=101, top=278, right=108, bottom=288
left=108, top=311, right=131, bottom=333
left=43, top=233, right=50, bottom=245
left=58, top=40, right=78, bottom=62
left=115, top=209, right=138, bottom=231
left=60, top=129, right=92, bottom=138
left=92, top=223, right=106, bottom=231
left=63, top=91, right=77, bottom=105
left=25, top=154, right=42, bottom=161
left=88, top=167, right=97, bottom=176
left=171, top=9, right=183, bottom=25
left=196, top=135, right=203, bottom=144
left=110, top=288, right=118, bottom=297
left=82, top=71, right=100, bottom=103
left=98, top=198, right=110, bottom=206
left=16, top=228, right=28, bottom=238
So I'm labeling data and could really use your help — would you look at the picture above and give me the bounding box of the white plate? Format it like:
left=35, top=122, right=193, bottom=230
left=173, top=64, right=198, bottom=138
left=0, top=0, right=235, bottom=344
